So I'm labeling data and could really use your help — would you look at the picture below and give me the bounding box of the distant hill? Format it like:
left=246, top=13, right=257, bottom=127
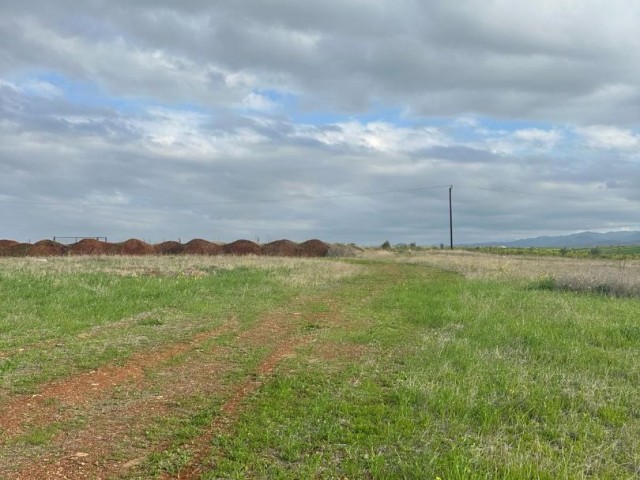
left=471, top=230, right=640, bottom=248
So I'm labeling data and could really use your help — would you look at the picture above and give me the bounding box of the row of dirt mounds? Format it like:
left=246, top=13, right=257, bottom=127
left=0, top=238, right=332, bottom=257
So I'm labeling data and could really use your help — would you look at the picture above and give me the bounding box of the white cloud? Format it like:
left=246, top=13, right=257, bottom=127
left=241, top=92, right=277, bottom=112
left=577, top=125, right=640, bottom=151
left=1, top=1, right=640, bottom=244
left=21, top=80, right=62, bottom=98
left=479, top=128, right=563, bottom=155
left=294, top=121, right=449, bottom=153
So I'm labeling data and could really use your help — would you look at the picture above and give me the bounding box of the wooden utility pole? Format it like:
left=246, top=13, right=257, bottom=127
left=449, top=185, right=453, bottom=250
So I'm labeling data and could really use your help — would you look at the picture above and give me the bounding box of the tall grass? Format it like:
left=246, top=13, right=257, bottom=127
left=400, top=249, right=640, bottom=297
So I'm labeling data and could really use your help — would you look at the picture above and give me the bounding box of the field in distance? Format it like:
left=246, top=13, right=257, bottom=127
left=0, top=251, right=638, bottom=479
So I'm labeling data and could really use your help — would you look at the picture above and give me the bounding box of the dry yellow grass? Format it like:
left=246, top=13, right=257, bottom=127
left=378, top=249, right=640, bottom=296
left=0, top=255, right=362, bottom=289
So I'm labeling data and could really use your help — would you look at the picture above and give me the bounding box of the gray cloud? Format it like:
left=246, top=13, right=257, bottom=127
left=1, top=1, right=639, bottom=244
left=3, top=1, right=639, bottom=121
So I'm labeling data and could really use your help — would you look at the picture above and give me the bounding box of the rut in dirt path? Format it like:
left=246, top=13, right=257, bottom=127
left=5, top=306, right=315, bottom=480
left=165, top=335, right=314, bottom=480
left=162, top=305, right=357, bottom=479
left=0, top=320, right=238, bottom=439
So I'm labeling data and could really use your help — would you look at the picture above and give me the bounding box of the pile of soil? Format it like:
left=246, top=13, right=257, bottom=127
left=299, top=239, right=330, bottom=257
left=182, top=239, right=223, bottom=255
left=0, top=238, right=334, bottom=258
left=154, top=241, right=185, bottom=255
left=222, top=239, right=261, bottom=256
left=261, top=239, right=300, bottom=257
left=68, top=239, right=113, bottom=256
left=116, top=239, right=154, bottom=256
left=0, top=240, right=19, bottom=256
left=6, top=243, right=33, bottom=257
left=28, top=240, right=68, bottom=257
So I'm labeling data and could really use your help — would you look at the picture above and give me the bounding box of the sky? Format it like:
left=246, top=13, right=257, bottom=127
left=1, top=1, right=639, bottom=245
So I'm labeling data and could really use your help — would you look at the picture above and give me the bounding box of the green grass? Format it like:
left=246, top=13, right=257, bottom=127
left=205, top=261, right=640, bottom=479
left=1, top=256, right=639, bottom=478
left=464, top=245, right=640, bottom=259
left=0, top=265, right=298, bottom=393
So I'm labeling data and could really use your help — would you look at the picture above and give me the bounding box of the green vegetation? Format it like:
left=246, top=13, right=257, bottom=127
left=466, top=244, right=640, bottom=259
left=206, top=262, right=640, bottom=479
left=0, top=254, right=638, bottom=478
left=0, top=267, right=291, bottom=393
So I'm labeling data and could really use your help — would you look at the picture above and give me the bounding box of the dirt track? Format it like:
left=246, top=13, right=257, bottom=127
left=2, top=299, right=340, bottom=479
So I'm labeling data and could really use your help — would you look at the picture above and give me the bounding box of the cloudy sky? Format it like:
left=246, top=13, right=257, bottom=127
left=1, top=1, right=639, bottom=245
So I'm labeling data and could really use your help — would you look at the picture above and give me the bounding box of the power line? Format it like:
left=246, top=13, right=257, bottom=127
left=0, top=184, right=450, bottom=208
left=456, top=185, right=640, bottom=206
left=1, top=183, right=638, bottom=208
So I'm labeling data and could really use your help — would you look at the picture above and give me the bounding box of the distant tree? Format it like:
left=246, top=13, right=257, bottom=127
left=559, top=247, right=568, bottom=256
left=381, top=240, right=391, bottom=250
left=590, top=246, right=601, bottom=257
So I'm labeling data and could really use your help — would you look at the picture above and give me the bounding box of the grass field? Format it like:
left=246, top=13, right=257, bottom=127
left=463, top=245, right=640, bottom=260
left=1, top=252, right=639, bottom=479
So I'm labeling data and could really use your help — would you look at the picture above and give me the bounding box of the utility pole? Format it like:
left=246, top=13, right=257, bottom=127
left=449, top=185, right=453, bottom=250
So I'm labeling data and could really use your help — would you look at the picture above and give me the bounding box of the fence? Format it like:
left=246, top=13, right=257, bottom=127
left=53, top=236, right=108, bottom=245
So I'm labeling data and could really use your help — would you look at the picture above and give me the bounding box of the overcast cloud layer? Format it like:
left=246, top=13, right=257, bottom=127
left=1, top=1, right=639, bottom=245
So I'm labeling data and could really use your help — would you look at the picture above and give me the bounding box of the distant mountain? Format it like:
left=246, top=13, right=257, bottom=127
left=471, top=230, right=640, bottom=248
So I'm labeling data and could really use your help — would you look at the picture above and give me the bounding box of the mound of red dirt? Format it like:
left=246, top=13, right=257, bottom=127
left=6, top=243, right=33, bottom=257
left=182, top=239, right=223, bottom=255
left=0, top=239, right=19, bottom=249
left=222, top=239, right=261, bottom=256
left=0, top=240, right=20, bottom=256
left=28, top=240, right=68, bottom=257
left=299, top=239, right=330, bottom=257
left=0, top=238, right=333, bottom=257
left=115, top=239, right=154, bottom=256
left=154, top=241, right=185, bottom=255
left=261, top=239, right=301, bottom=257
left=68, top=239, right=113, bottom=256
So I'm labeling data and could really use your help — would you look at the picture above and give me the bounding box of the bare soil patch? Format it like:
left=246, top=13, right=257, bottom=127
left=68, top=239, right=113, bottom=255
left=5, top=243, right=33, bottom=257
left=115, top=238, right=154, bottom=255
left=154, top=240, right=185, bottom=255
left=222, top=239, right=261, bottom=256
left=261, top=239, right=300, bottom=257
left=299, top=239, right=330, bottom=257
left=0, top=238, right=336, bottom=258
left=0, top=323, right=236, bottom=439
left=2, top=290, right=345, bottom=480
left=0, top=239, right=19, bottom=255
left=182, top=239, right=223, bottom=255
left=27, top=240, right=68, bottom=257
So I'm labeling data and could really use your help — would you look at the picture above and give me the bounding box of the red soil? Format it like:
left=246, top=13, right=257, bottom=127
left=299, top=239, right=330, bottom=257
left=0, top=239, right=20, bottom=256
left=115, top=239, right=154, bottom=256
left=0, top=238, right=331, bottom=257
left=6, top=243, right=33, bottom=257
left=154, top=241, right=185, bottom=255
left=68, top=239, right=113, bottom=256
left=182, top=239, right=223, bottom=255
left=0, top=239, right=19, bottom=248
left=261, top=239, right=301, bottom=257
left=28, top=240, right=68, bottom=257
left=222, top=239, right=261, bottom=256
